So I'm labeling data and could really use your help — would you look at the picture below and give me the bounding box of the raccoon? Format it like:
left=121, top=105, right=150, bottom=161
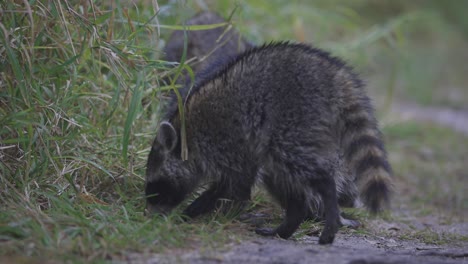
left=164, top=11, right=253, bottom=79
left=145, top=42, right=393, bottom=244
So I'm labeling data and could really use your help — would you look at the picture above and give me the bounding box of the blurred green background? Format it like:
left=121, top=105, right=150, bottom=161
left=161, top=0, right=468, bottom=108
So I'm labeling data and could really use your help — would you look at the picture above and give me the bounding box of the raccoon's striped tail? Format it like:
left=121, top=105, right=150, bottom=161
left=341, top=97, right=393, bottom=214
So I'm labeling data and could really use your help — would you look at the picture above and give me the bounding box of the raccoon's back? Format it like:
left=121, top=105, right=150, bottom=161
left=185, top=42, right=352, bottom=118
left=176, top=42, right=357, bottom=165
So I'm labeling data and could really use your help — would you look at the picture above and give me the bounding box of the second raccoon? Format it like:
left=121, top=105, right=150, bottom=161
left=145, top=42, right=393, bottom=244
left=164, top=11, right=252, bottom=80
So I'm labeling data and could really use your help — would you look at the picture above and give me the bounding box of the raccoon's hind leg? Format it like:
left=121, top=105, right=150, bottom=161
left=312, top=175, right=340, bottom=244
left=255, top=196, right=308, bottom=239
left=256, top=161, right=340, bottom=244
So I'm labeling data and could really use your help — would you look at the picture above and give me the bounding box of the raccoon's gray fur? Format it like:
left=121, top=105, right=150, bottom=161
left=164, top=11, right=252, bottom=78
left=146, top=42, right=393, bottom=244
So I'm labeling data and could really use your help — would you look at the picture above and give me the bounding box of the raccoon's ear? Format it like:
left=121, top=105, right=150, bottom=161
left=157, top=121, right=178, bottom=152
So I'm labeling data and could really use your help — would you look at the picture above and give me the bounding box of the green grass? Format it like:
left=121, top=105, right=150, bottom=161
left=1, top=0, right=468, bottom=262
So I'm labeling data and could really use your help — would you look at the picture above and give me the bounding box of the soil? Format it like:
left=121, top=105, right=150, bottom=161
left=127, top=228, right=468, bottom=264
left=125, top=103, right=468, bottom=264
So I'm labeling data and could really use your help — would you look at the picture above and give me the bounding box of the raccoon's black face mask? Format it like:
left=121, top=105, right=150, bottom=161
left=145, top=122, right=187, bottom=216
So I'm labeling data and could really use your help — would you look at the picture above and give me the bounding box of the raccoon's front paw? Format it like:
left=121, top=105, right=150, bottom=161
left=255, top=227, right=277, bottom=237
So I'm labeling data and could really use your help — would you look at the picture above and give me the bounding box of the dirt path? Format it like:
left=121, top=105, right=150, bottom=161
left=128, top=232, right=467, bottom=263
